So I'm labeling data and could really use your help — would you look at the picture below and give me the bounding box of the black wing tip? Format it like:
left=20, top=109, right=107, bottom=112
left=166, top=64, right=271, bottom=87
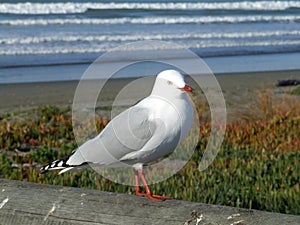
left=39, top=159, right=67, bottom=174
left=39, top=151, right=76, bottom=174
left=39, top=166, right=47, bottom=174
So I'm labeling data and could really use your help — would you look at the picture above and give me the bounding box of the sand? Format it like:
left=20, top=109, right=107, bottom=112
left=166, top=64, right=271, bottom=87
left=1, top=70, right=299, bottom=122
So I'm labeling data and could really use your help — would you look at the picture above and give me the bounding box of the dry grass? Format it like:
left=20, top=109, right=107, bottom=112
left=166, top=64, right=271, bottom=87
left=233, top=89, right=300, bottom=122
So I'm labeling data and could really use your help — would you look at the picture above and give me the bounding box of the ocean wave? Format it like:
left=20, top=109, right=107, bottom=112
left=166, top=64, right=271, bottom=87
left=1, top=15, right=300, bottom=26
left=2, top=30, right=300, bottom=45
left=1, top=39, right=300, bottom=56
left=0, top=1, right=300, bottom=14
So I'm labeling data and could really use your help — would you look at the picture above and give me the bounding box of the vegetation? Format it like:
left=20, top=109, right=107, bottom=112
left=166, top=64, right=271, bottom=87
left=291, top=85, right=300, bottom=95
left=0, top=91, right=299, bottom=215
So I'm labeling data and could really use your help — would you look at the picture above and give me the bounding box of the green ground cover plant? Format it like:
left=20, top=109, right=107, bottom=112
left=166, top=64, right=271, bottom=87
left=0, top=91, right=299, bottom=214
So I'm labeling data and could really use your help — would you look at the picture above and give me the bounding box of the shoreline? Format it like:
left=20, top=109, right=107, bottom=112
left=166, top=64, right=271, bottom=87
left=1, top=69, right=299, bottom=121
left=1, top=52, right=300, bottom=84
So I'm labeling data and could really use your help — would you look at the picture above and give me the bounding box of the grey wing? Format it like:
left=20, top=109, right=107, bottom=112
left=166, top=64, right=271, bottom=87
left=66, top=106, right=156, bottom=167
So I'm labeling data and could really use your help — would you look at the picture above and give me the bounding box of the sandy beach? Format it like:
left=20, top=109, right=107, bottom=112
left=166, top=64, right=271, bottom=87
left=1, top=69, right=299, bottom=122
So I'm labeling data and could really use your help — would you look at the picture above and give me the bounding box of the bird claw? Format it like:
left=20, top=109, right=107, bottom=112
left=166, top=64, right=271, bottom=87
left=151, top=194, right=172, bottom=201
left=135, top=191, right=172, bottom=202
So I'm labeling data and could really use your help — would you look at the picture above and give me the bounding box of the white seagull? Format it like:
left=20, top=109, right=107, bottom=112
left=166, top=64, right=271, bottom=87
left=40, top=69, right=194, bottom=201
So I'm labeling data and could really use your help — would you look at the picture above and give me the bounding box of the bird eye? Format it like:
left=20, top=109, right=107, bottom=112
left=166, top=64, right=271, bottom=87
left=167, top=81, right=173, bottom=85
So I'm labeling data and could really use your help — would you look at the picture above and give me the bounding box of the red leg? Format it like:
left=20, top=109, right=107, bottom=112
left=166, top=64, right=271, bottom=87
left=134, top=170, right=144, bottom=196
left=134, top=169, right=172, bottom=201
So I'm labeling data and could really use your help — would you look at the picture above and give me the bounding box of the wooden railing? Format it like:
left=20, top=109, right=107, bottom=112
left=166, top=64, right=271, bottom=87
left=0, top=179, right=299, bottom=225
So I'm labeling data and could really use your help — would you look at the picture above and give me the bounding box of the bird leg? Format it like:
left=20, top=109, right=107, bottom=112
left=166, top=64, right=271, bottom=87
left=134, top=169, right=172, bottom=201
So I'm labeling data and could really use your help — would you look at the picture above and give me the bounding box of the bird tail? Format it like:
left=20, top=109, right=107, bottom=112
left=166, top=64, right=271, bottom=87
left=40, top=150, right=88, bottom=174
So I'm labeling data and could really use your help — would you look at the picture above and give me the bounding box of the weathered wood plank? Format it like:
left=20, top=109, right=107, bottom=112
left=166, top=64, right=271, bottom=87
left=0, top=179, right=299, bottom=225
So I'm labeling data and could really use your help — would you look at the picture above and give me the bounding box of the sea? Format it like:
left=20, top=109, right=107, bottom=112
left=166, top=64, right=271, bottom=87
left=1, top=0, right=300, bottom=83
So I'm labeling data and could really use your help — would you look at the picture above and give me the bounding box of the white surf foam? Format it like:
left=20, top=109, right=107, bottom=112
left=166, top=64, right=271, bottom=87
left=1, top=15, right=300, bottom=26
left=0, top=1, right=299, bottom=14
left=1, top=39, right=300, bottom=55
left=2, top=30, right=300, bottom=45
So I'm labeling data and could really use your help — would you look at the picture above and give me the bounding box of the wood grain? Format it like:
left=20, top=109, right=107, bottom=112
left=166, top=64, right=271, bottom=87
left=0, top=179, right=299, bottom=225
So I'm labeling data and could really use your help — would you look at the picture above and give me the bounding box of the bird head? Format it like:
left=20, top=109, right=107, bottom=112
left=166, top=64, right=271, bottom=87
left=156, top=70, right=193, bottom=93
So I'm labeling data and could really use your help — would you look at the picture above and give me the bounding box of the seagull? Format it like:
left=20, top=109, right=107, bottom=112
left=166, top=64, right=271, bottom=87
left=40, top=69, right=194, bottom=201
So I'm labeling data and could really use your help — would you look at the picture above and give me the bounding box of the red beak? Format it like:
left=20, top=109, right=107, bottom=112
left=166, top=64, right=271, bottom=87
left=179, top=85, right=193, bottom=93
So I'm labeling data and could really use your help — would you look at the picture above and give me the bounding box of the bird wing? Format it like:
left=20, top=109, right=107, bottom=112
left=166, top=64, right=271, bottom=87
left=40, top=105, right=159, bottom=174
left=72, top=105, right=158, bottom=165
